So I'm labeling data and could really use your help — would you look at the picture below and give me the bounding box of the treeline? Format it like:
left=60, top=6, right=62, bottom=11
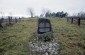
left=45, top=11, right=68, bottom=18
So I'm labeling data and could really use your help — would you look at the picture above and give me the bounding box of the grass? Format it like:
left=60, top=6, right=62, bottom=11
left=0, top=19, right=37, bottom=55
left=0, top=18, right=85, bottom=55
left=50, top=18, right=85, bottom=55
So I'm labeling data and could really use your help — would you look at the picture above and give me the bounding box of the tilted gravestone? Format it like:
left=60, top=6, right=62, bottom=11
left=37, top=18, right=53, bottom=41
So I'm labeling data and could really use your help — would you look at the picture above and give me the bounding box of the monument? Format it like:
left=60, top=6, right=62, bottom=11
left=38, top=18, right=52, bottom=34
left=37, top=18, right=53, bottom=41
left=28, top=18, right=59, bottom=55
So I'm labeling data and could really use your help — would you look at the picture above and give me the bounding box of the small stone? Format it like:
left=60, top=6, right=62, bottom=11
left=54, top=52, right=58, bottom=54
left=45, top=52, right=48, bottom=55
left=40, top=48, right=43, bottom=51
left=52, top=50, right=55, bottom=52
left=28, top=37, right=59, bottom=55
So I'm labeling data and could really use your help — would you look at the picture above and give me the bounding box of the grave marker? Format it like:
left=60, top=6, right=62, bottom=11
left=37, top=18, right=53, bottom=41
left=38, top=18, right=52, bottom=34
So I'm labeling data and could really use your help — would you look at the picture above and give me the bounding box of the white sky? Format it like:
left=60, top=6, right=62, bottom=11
left=0, top=0, right=85, bottom=17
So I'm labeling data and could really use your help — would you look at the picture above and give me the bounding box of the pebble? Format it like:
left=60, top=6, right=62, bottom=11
left=28, top=39, right=59, bottom=55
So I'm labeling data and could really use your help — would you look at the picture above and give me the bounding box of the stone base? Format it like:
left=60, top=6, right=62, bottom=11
left=38, top=32, right=54, bottom=42
left=28, top=38, right=59, bottom=55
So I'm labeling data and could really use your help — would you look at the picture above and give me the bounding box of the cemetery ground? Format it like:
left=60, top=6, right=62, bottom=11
left=0, top=18, right=85, bottom=55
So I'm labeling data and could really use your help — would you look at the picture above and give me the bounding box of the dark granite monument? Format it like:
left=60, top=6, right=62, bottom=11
left=38, top=18, right=52, bottom=34
left=37, top=18, right=53, bottom=41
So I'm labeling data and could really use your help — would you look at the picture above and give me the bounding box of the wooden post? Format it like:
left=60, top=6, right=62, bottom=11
left=8, top=16, right=11, bottom=24
left=0, top=18, right=4, bottom=28
left=71, top=18, right=73, bottom=24
left=67, top=17, right=68, bottom=22
left=10, top=17, right=12, bottom=23
left=78, top=18, right=80, bottom=26
left=15, top=18, right=17, bottom=23
left=0, top=18, right=4, bottom=23
left=19, top=17, right=21, bottom=21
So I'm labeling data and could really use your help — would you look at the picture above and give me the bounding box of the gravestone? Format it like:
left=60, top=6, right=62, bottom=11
left=37, top=18, right=53, bottom=41
left=38, top=18, right=52, bottom=34
left=28, top=18, right=59, bottom=55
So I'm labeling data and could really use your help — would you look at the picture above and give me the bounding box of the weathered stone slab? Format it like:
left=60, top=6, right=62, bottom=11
left=38, top=18, right=52, bottom=34
left=28, top=18, right=60, bottom=55
left=37, top=18, right=53, bottom=41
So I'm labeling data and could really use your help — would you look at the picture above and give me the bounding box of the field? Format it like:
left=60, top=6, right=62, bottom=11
left=0, top=18, right=85, bottom=55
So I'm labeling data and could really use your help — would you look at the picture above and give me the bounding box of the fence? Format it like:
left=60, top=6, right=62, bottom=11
left=67, top=17, right=85, bottom=26
left=0, top=17, right=21, bottom=28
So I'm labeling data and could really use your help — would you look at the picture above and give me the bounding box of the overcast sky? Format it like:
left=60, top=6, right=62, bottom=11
left=0, top=0, right=85, bottom=17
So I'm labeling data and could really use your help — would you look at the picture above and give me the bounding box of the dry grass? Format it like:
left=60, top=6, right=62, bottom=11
left=0, top=18, right=85, bottom=55
left=0, top=19, right=37, bottom=55
left=50, top=18, right=85, bottom=55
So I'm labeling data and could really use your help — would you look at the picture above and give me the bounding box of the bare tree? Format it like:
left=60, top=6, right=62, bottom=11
left=0, top=12, right=4, bottom=18
left=27, top=8, right=34, bottom=18
left=40, top=8, right=50, bottom=17
left=77, top=11, right=85, bottom=18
